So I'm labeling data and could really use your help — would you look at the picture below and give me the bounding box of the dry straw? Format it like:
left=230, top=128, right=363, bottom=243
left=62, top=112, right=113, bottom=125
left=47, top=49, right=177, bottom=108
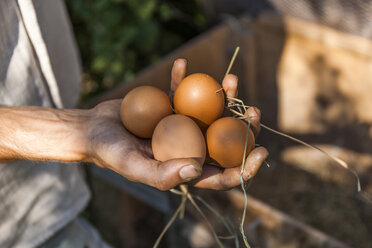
left=153, top=184, right=237, bottom=248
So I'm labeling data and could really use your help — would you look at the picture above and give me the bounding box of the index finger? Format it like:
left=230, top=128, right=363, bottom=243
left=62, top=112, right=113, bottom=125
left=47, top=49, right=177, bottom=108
left=170, top=58, right=187, bottom=94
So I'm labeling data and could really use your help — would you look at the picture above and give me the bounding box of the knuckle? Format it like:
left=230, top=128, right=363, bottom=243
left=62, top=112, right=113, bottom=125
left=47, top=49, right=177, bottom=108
left=243, top=169, right=254, bottom=180
left=155, top=174, right=171, bottom=191
left=217, top=177, right=231, bottom=191
left=156, top=182, right=170, bottom=191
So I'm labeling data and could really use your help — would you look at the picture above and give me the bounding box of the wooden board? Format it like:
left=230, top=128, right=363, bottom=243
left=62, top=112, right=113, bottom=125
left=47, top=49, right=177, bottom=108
left=257, top=14, right=372, bottom=133
left=228, top=189, right=350, bottom=248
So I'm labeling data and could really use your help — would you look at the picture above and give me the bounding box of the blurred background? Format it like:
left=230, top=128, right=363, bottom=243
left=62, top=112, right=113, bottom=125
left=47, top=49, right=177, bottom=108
left=66, top=0, right=207, bottom=102
left=65, top=0, right=372, bottom=247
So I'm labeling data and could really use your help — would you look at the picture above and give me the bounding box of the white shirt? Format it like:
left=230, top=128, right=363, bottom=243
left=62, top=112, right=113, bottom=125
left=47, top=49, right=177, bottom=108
left=0, top=1, right=90, bottom=247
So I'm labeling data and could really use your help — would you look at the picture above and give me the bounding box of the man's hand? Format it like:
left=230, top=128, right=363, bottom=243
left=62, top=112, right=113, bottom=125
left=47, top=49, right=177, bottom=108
left=85, top=59, right=268, bottom=190
left=0, top=59, right=268, bottom=191
left=84, top=99, right=204, bottom=190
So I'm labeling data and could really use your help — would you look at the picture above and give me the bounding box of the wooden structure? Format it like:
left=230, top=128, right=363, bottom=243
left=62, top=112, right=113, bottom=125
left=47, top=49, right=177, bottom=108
left=87, top=13, right=372, bottom=247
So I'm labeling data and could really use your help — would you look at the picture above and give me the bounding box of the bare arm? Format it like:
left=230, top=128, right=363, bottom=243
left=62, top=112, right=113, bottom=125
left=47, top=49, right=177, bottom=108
left=0, top=101, right=205, bottom=190
left=0, top=106, right=90, bottom=162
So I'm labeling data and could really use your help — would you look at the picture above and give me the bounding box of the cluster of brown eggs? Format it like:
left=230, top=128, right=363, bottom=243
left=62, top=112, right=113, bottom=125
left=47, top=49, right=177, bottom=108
left=120, top=73, right=255, bottom=168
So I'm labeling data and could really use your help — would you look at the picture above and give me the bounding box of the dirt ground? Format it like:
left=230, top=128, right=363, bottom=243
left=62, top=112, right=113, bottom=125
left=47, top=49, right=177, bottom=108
left=248, top=155, right=372, bottom=247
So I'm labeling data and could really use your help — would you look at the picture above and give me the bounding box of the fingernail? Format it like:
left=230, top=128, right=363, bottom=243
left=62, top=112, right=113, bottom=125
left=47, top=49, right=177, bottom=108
left=225, top=74, right=238, bottom=81
left=252, top=107, right=260, bottom=116
left=174, top=58, right=187, bottom=65
left=179, top=165, right=199, bottom=181
left=248, top=107, right=260, bottom=119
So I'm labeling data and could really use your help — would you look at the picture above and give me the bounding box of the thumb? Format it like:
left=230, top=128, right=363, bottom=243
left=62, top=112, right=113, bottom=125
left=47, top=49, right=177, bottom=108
left=152, top=158, right=202, bottom=190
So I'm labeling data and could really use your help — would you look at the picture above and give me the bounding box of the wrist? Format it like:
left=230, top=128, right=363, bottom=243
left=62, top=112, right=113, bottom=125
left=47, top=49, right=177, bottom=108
left=55, top=108, right=93, bottom=162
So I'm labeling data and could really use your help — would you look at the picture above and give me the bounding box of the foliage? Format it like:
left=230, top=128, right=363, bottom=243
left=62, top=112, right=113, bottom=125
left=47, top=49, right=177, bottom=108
left=65, top=0, right=207, bottom=101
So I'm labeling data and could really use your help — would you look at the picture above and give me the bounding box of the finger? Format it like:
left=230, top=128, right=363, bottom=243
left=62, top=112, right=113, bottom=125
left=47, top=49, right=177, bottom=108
left=119, top=152, right=203, bottom=191
left=222, top=74, right=238, bottom=98
left=170, top=58, right=187, bottom=94
left=192, top=147, right=268, bottom=190
left=243, top=107, right=261, bottom=136
left=153, top=158, right=203, bottom=190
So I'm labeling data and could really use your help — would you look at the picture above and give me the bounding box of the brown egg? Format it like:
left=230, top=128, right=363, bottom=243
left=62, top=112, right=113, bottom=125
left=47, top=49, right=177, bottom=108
left=206, top=117, right=255, bottom=168
left=152, top=114, right=206, bottom=164
left=120, top=86, right=173, bottom=138
left=173, top=73, right=225, bottom=129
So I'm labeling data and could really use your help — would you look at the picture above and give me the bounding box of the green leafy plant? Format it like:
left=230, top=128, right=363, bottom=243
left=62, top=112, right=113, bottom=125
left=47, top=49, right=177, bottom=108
left=65, top=0, right=207, bottom=102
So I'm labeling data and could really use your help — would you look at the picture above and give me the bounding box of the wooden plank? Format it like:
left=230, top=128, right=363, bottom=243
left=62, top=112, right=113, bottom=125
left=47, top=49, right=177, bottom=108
left=91, top=164, right=171, bottom=213
left=259, top=13, right=372, bottom=56
left=228, top=189, right=350, bottom=248
left=231, top=17, right=257, bottom=106
left=281, top=145, right=372, bottom=190
left=254, top=13, right=372, bottom=132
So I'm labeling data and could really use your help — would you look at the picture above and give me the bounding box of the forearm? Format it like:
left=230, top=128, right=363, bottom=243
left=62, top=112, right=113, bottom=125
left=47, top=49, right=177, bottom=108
left=0, top=106, right=91, bottom=163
